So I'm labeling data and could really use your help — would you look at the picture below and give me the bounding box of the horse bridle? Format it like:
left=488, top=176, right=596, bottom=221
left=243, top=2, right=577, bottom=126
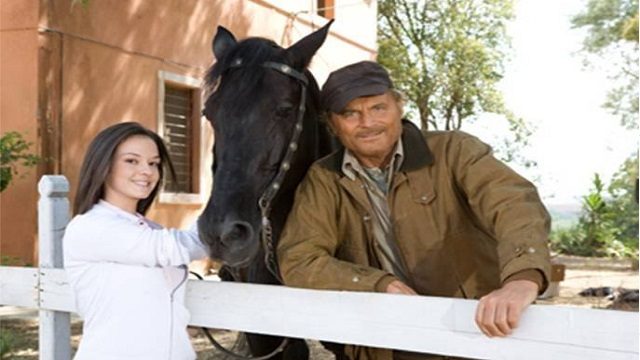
left=201, top=60, right=309, bottom=360
left=257, top=61, right=309, bottom=284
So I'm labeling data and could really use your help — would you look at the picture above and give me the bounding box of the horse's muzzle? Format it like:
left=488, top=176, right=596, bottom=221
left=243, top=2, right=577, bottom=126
left=198, top=218, right=259, bottom=268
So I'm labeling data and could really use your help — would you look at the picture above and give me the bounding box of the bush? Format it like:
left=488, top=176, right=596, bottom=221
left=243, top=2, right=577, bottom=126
left=0, top=131, right=40, bottom=192
left=0, top=329, right=14, bottom=359
left=550, top=167, right=639, bottom=258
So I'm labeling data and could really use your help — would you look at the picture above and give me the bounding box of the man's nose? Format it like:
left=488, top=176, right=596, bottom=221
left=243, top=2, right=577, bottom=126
left=359, top=111, right=375, bottom=126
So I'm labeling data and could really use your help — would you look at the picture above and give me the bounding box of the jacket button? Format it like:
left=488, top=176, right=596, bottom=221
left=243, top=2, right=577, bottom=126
left=527, top=247, right=536, bottom=254
left=420, top=195, right=428, bottom=201
left=515, top=246, right=522, bottom=253
left=363, top=215, right=371, bottom=222
left=352, top=276, right=360, bottom=283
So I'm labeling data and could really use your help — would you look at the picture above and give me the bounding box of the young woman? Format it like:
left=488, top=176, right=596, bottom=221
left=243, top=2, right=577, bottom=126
left=63, top=122, right=207, bottom=360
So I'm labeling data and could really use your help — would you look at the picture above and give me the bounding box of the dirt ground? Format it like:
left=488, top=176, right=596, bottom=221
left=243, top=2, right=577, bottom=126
left=1, top=255, right=637, bottom=359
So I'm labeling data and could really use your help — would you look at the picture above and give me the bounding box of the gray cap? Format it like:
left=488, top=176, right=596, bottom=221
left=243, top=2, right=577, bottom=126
left=320, top=61, right=393, bottom=113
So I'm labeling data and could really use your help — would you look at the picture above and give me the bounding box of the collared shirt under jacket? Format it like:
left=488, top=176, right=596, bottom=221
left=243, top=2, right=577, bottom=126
left=63, top=200, right=207, bottom=360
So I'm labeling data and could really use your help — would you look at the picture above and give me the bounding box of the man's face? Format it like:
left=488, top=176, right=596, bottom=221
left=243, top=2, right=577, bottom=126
left=329, top=92, right=403, bottom=168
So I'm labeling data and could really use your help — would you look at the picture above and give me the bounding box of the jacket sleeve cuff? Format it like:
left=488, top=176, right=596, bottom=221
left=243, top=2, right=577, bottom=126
left=374, top=274, right=397, bottom=293
left=503, top=268, right=547, bottom=294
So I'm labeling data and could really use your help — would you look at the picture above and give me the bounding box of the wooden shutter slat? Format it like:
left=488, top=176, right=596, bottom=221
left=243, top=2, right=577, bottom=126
left=163, top=84, right=193, bottom=193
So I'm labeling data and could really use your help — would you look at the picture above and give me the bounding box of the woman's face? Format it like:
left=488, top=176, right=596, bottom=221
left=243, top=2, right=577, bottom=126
left=104, top=135, right=161, bottom=213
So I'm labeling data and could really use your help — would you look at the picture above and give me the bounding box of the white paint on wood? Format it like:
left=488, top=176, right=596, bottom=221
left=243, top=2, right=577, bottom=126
left=0, top=266, right=38, bottom=308
left=185, top=280, right=639, bottom=360
left=39, top=269, right=74, bottom=313
left=37, top=175, right=71, bottom=360
left=1, top=175, right=636, bottom=359
left=1, top=267, right=638, bottom=359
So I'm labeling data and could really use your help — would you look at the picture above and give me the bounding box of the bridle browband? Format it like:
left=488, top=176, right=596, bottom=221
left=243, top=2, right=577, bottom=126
left=202, top=60, right=309, bottom=360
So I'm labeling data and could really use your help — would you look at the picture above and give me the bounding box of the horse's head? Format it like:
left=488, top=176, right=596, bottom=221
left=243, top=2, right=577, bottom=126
left=199, top=22, right=332, bottom=268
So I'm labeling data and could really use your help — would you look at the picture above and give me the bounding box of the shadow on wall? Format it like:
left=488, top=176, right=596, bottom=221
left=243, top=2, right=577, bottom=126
left=41, top=0, right=254, bottom=203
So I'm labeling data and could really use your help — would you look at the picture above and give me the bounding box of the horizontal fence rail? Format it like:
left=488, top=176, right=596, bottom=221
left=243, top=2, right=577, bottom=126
left=1, top=266, right=638, bottom=360
left=1, top=175, right=638, bottom=360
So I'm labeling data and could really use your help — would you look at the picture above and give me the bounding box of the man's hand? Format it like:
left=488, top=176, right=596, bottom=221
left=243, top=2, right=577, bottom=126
left=475, top=279, right=539, bottom=337
left=385, top=279, right=418, bottom=295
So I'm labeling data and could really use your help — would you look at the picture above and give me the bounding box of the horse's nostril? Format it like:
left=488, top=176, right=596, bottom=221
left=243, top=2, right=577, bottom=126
left=221, top=221, right=253, bottom=247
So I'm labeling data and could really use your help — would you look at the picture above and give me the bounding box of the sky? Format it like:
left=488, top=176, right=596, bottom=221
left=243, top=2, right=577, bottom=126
left=468, top=0, right=638, bottom=207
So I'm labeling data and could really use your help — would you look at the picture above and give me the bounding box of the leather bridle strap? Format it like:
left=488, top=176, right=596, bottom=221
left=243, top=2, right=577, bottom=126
left=257, top=61, right=309, bottom=284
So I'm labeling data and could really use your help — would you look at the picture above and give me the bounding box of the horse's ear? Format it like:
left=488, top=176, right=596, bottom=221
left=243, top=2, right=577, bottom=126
left=285, top=19, right=333, bottom=69
left=212, top=26, right=237, bottom=60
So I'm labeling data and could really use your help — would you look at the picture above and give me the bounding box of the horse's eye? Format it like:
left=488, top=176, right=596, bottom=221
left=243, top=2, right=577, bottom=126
left=275, top=105, right=294, bottom=118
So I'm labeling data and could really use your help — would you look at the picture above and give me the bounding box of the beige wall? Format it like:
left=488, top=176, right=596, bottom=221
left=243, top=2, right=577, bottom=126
left=0, top=0, right=377, bottom=264
left=1, top=0, right=41, bottom=264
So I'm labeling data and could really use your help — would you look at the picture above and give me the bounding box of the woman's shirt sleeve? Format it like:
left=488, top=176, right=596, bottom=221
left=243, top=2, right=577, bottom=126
left=63, top=213, right=208, bottom=267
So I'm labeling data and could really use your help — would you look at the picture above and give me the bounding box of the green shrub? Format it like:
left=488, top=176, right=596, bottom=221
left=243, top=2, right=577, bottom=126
left=0, top=329, right=15, bottom=359
left=0, top=131, right=40, bottom=192
left=550, top=167, right=639, bottom=258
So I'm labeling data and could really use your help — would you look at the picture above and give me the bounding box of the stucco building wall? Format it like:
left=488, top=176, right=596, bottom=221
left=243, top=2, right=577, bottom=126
left=0, top=0, right=378, bottom=264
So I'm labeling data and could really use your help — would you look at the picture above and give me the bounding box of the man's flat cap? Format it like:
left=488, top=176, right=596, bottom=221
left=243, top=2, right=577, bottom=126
left=320, top=61, right=393, bottom=113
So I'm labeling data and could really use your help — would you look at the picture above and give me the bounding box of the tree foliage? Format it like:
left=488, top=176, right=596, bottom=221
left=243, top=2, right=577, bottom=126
left=377, top=0, right=518, bottom=131
left=607, top=154, right=639, bottom=242
left=572, top=0, right=639, bottom=51
left=572, top=0, right=639, bottom=129
left=0, top=131, right=40, bottom=192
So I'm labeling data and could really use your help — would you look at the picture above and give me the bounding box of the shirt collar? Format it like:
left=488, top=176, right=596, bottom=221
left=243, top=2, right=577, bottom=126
left=341, top=137, right=404, bottom=181
left=95, top=200, right=144, bottom=223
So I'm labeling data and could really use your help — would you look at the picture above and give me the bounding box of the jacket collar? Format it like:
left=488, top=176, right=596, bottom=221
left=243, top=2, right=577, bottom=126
left=319, top=119, right=434, bottom=174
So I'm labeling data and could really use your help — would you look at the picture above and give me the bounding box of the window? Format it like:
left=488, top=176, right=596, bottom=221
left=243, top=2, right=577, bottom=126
left=317, top=0, right=335, bottom=19
left=157, top=71, right=205, bottom=204
left=163, top=86, right=193, bottom=193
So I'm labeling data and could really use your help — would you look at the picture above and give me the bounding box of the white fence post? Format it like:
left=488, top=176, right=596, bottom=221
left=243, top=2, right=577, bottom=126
left=38, top=175, right=72, bottom=360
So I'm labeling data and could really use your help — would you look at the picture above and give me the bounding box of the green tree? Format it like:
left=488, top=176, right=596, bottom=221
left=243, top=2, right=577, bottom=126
left=377, top=0, right=532, bottom=165
left=607, top=154, right=639, bottom=248
left=0, top=131, right=40, bottom=192
left=377, top=0, right=516, bottom=128
left=572, top=0, right=639, bottom=129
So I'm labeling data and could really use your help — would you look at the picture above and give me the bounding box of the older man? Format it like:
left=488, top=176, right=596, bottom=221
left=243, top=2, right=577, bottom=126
left=277, top=61, right=551, bottom=360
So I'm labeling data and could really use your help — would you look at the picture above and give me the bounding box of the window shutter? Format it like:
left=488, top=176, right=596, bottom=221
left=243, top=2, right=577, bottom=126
left=163, top=86, right=193, bottom=193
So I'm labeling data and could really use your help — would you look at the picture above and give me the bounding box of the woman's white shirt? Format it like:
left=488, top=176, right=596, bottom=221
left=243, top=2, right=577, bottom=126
left=63, top=200, right=207, bottom=360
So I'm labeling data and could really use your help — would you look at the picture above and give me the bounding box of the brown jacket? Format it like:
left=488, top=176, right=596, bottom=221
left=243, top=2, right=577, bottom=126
left=277, top=121, right=551, bottom=359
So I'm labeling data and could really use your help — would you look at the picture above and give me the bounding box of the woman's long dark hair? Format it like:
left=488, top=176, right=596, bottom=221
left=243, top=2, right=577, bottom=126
left=73, top=122, right=175, bottom=215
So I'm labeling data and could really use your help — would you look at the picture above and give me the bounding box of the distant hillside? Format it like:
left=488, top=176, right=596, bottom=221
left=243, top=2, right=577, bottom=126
left=546, top=203, right=581, bottom=230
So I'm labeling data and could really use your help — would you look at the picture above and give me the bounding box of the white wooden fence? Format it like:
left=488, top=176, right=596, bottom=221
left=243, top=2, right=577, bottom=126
left=0, top=175, right=638, bottom=360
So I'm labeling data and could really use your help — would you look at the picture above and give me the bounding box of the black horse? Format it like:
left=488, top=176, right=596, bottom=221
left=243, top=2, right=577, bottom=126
left=198, top=22, right=338, bottom=359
